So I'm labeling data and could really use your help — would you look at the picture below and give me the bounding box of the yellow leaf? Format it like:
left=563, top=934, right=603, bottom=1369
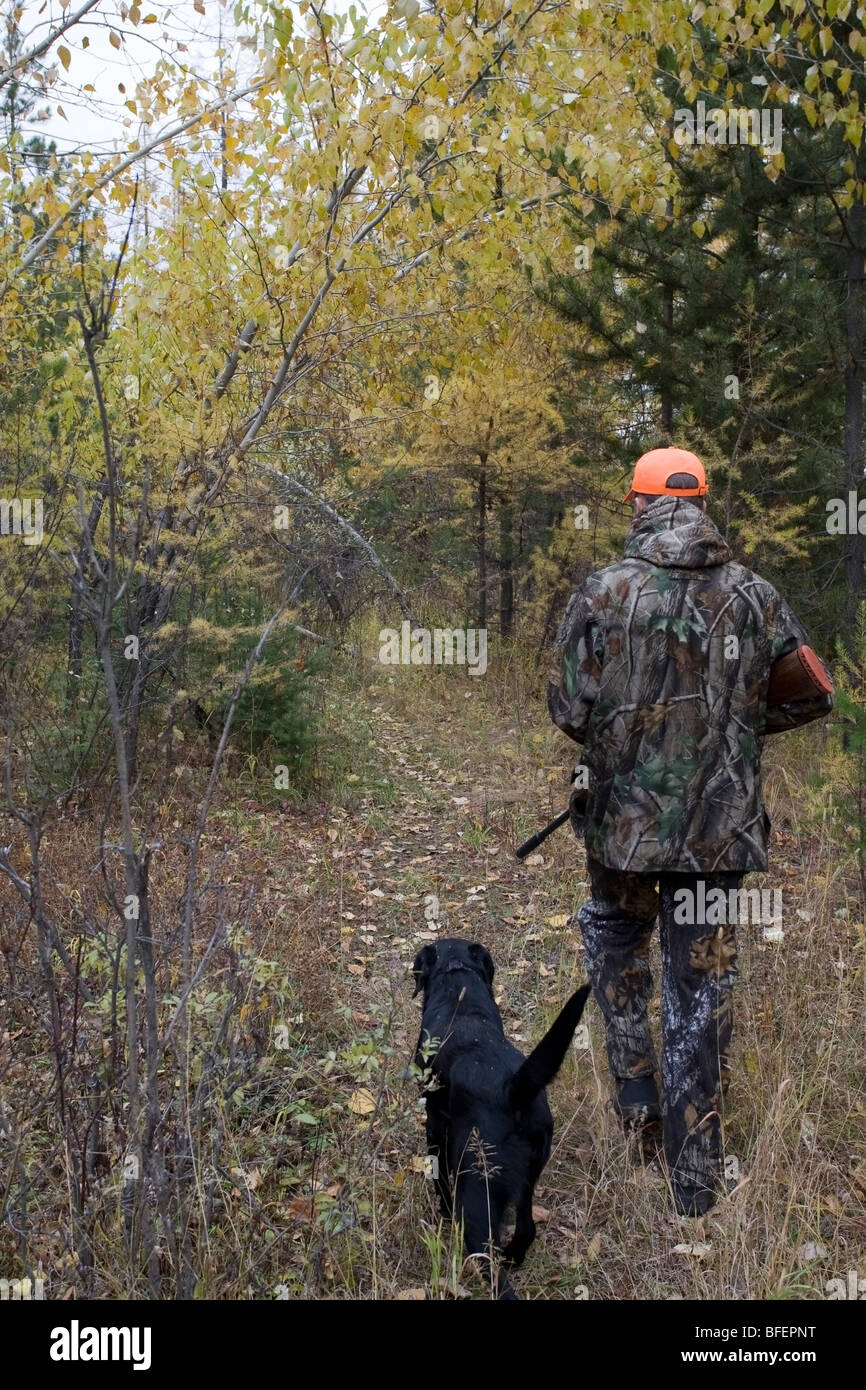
left=58, top=44, right=71, bottom=71
left=109, top=30, right=121, bottom=48
left=348, top=1087, right=376, bottom=1115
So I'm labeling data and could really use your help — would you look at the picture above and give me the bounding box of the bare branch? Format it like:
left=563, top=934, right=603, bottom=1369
left=0, top=847, right=94, bottom=1003
left=0, top=0, right=102, bottom=93
left=261, top=464, right=419, bottom=625
left=207, top=318, right=259, bottom=408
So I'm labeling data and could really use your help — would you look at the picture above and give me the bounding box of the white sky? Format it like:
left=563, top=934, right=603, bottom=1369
left=15, top=0, right=378, bottom=156
left=16, top=2, right=225, bottom=152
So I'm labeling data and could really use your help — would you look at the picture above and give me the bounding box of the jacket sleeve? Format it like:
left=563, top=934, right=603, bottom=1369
left=548, top=580, right=604, bottom=744
left=760, top=589, right=834, bottom=736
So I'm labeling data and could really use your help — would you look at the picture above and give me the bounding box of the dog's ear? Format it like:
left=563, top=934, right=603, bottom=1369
left=412, top=944, right=437, bottom=998
left=469, top=942, right=495, bottom=989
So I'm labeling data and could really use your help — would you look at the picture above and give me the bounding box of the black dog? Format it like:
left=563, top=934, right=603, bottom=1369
left=412, top=938, right=590, bottom=1298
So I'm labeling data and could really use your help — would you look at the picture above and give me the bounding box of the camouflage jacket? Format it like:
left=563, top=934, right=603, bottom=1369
left=548, top=497, right=833, bottom=873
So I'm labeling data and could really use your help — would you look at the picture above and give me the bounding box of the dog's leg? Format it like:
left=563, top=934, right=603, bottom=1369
left=456, top=1176, right=516, bottom=1299
left=424, top=1093, right=453, bottom=1217
left=432, top=1149, right=452, bottom=1216
left=502, top=1185, right=536, bottom=1268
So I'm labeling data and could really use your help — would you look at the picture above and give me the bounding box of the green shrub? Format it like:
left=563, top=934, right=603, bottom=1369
left=216, top=629, right=327, bottom=778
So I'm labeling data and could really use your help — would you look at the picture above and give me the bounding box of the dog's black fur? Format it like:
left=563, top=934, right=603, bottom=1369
left=412, top=937, right=590, bottom=1299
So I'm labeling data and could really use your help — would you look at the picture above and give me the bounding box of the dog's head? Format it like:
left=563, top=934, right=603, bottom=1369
left=411, top=938, right=495, bottom=999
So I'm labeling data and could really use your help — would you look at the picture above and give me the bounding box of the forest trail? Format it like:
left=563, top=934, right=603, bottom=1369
left=235, top=663, right=863, bottom=1300
left=1, top=660, right=861, bottom=1302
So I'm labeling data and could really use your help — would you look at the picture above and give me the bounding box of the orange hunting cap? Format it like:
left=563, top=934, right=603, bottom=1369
left=622, top=447, right=709, bottom=503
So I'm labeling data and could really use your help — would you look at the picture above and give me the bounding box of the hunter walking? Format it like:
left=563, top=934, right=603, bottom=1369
left=548, top=447, right=834, bottom=1215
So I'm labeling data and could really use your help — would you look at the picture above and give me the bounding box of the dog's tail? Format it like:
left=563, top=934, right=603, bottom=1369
left=509, top=984, right=591, bottom=1112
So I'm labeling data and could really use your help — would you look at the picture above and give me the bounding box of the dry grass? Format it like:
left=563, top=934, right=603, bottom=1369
left=1, top=652, right=864, bottom=1300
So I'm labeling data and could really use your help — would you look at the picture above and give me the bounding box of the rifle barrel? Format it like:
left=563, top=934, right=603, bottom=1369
left=515, top=808, right=570, bottom=860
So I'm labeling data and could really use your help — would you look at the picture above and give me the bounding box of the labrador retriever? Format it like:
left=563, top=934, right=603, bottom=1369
left=412, top=937, right=590, bottom=1298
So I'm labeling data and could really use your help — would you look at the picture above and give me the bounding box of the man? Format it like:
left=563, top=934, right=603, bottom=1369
left=548, top=447, right=833, bottom=1216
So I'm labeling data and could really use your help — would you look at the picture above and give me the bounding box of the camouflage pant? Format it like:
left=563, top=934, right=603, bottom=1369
left=578, top=857, right=741, bottom=1193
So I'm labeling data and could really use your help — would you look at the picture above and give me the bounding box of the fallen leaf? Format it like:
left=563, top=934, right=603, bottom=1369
left=797, top=1242, right=828, bottom=1262
left=286, top=1195, right=316, bottom=1222
left=348, top=1088, right=376, bottom=1116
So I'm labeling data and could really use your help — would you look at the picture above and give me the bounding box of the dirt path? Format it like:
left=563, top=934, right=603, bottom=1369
left=245, top=667, right=862, bottom=1300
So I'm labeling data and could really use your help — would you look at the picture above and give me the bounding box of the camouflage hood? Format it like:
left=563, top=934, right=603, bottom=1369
left=624, top=497, right=732, bottom=570
left=548, top=505, right=832, bottom=874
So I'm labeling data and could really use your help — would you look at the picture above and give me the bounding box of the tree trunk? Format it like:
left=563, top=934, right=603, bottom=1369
left=477, top=466, right=487, bottom=631
left=67, top=595, right=83, bottom=694
left=499, top=499, right=514, bottom=638
left=65, top=480, right=109, bottom=704
left=844, top=198, right=866, bottom=620
left=661, top=196, right=674, bottom=434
